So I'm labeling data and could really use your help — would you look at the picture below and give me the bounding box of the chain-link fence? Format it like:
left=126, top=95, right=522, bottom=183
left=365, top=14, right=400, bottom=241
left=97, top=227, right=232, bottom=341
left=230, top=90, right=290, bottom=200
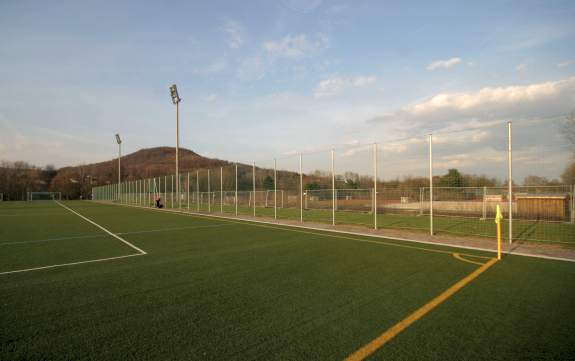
left=92, top=119, right=575, bottom=246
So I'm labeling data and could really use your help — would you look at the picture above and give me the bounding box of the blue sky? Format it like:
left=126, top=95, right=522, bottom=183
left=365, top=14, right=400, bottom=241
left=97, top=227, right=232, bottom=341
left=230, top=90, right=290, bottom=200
left=1, top=0, right=574, bottom=181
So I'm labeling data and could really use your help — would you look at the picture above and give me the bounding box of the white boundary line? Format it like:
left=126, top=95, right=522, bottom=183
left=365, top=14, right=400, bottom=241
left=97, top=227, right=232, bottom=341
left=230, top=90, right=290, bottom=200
left=100, top=201, right=575, bottom=264
left=0, top=212, right=70, bottom=217
left=117, top=223, right=235, bottom=236
left=0, top=254, right=143, bottom=275
left=56, top=201, right=146, bottom=255
left=0, top=202, right=148, bottom=276
left=0, top=223, right=234, bottom=247
left=0, top=234, right=103, bottom=246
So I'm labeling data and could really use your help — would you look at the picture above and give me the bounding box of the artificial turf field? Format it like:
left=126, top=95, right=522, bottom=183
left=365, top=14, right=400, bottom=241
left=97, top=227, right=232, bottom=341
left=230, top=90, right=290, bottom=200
left=1, top=201, right=575, bottom=360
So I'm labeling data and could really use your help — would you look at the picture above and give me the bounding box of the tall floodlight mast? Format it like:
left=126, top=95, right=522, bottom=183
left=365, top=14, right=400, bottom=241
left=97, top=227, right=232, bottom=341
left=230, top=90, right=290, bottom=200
left=170, top=84, right=182, bottom=208
left=115, top=133, right=122, bottom=201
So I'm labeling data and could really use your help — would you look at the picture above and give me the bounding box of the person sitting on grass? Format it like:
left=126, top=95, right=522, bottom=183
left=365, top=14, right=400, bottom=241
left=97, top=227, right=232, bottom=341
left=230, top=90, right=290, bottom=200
left=155, top=197, right=163, bottom=209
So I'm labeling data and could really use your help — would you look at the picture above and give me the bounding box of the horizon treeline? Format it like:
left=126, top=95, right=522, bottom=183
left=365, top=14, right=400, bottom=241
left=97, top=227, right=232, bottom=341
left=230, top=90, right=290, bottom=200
left=2, top=159, right=573, bottom=201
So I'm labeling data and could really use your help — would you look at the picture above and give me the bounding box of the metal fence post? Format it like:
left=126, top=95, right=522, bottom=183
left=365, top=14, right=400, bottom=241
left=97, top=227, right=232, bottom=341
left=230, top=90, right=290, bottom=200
left=274, top=158, right=277, bottom=220
left=373, top=143, right=378, bottom=230
left=508, top=121, right=513, bottom=244
left=252, top=162, right=256, bottom=217
left=331, top=149, right=335, bottom=226
left=208, top=169, right=211, bottom=213
left=571, top=184, right=574, bottom=224
left=220, top=167, right=223, bottom=213
left=299, top=153, right=303, bottom=223
left=429, top=134, right=434, bottom=236
left=196, top=170, right=200, bottom=212
left=235, top=163, right=238, bottom=216
left=335, top=189, right=338, bottom=211
left=482, top=186, right=487, bottom=220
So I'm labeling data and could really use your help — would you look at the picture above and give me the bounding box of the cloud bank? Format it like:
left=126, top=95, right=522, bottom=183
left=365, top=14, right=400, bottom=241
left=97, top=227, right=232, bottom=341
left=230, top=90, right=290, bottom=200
left=371, top=76, right=575, bottom=124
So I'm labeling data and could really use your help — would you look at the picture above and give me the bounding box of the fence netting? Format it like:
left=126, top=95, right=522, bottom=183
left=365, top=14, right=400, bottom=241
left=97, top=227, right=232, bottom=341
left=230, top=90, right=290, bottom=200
left=91, top=119, right=575, bottom=246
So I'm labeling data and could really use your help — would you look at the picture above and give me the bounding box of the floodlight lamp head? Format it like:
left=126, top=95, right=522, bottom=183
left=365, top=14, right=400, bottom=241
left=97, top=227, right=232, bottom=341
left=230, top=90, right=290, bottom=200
left=115, top=134, right=122, bottom=144
left=169, top=84, right=181, bottom=104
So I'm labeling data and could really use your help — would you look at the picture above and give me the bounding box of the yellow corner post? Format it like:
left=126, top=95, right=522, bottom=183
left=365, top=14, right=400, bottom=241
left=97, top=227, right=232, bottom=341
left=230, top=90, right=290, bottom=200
left=495, top=204, right=503, bottom=260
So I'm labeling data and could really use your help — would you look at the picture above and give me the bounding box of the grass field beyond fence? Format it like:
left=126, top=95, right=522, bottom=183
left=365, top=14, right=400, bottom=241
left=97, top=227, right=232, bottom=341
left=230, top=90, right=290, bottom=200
left=1, top=201, right=574, bottom=360
left=93, top=182, right=575, bottom=245
left=152, top=200, right=575, bottom=245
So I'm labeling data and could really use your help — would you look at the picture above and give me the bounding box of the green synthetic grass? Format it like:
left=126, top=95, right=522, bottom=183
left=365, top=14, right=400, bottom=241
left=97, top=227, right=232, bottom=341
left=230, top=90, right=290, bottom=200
left=160, top=201, right=575, bottom=245
left=1, top=201, right=574, bottom=360
left=0, top=203, right=136, bottom=271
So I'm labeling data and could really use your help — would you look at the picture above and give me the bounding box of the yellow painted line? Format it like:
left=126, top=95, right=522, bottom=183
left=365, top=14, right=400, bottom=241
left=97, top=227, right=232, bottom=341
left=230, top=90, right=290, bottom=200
left=452, top=252, right=486, bottom=266
left=251, top=223, right=493, bottom=260
left=344, top=257, right=498, bottom=361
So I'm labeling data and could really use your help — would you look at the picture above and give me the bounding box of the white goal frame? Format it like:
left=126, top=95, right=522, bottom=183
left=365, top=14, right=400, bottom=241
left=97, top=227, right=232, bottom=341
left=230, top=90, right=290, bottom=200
left=28, top=192, right=62, bottom=201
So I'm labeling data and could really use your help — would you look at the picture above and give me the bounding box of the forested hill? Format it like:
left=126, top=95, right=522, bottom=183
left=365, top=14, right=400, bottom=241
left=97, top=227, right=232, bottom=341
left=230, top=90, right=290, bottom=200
left=3, top=146, right=570, bottom=201
left=0, top=147, right=230, bottom=200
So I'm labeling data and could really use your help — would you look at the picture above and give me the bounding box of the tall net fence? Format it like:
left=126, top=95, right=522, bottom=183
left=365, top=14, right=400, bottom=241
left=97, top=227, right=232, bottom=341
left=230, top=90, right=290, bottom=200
left=92, top=119, right=575, bottom=246
left=276, top=154, right=302, bottom=222
left=333, top=144, right=374, bottom=227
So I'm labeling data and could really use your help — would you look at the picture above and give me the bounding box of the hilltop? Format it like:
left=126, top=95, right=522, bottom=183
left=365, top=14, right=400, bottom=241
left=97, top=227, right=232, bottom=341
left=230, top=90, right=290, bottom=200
left=0, top=147, right=230, bottom=199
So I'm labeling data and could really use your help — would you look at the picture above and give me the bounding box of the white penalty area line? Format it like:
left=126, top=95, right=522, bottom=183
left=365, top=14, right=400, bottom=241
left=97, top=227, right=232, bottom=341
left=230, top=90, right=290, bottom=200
left=0, top=223, right=235, bottom=247
left=0, top=234, right=103, bottom=246
left=0, top=253, right=144, bottom=276
left=0, top=203, right=147, bottom=276
left=117, top=223, right=235, bottom=236
left=0, top=212, right=70, bottom=217
left=56, top=201, right=146, bottom=255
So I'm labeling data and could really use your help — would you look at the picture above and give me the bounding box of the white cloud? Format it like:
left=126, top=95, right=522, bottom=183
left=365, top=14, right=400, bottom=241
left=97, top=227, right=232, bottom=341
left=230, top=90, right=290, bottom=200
left=433, top=129, right=490, bottom=145
left=412, top=77, right=573, bottom=114
left=426, top=57, right=462, bottom=71
left=515, top=63, right=527, bottom=73
left=382, top=137, right=423, bottom=154
left=351, top=76, right=377, bottom=87
left=193, top=60, right=227, bottom=75
left=314, top=76, right=376, bottom=98
left=557, top=60, right=574, bottom=68
left=0, top=117, right=110, bottom=167
left=314, top=78, right=346, bottom=98
left=371, top=76, right=575, bottom=124
left=263, top=33, right=329, bottom=59
left=221, top=20, right=247, bottom=49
